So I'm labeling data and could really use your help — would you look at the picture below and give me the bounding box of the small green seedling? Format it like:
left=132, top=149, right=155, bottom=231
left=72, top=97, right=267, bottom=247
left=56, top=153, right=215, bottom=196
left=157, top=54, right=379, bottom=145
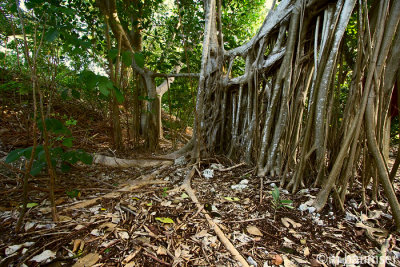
left=271, top=186, right=294, bottom=220
left=162, top=187, right=168, bottom=198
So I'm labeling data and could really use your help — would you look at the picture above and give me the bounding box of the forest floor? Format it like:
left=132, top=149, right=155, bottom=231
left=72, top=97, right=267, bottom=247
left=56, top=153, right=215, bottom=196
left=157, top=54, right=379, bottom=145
left=1, top=99, right=400, bottom=266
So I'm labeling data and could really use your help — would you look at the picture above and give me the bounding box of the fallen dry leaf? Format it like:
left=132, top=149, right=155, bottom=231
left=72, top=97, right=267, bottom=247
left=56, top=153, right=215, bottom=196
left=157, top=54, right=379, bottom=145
left=118, top=231, right=130, bottom=240
left=157, top=245, right=168, bottom=255
left=72, top=253, right=100, bottom=267
left=247, top=225, right=263, bottom=236
left=304, top=247, right=310, bottom=256
left=310, top=258, right=322, bottom=267
left=72, top=239, right=82, bottom=253
left=272, top=254, right=283, bottom=265
left=281, top=217, right=301, bottom=228
left=99, top=222, right=117, bottom=231
left=58, top=215, right=72, bottom=222
left=282, top=255, right=297, bottom=267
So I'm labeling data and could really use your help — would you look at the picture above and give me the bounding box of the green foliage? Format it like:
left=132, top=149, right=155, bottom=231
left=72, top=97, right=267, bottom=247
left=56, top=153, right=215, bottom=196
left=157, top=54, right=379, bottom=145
left=66, top=189, right=81, bottom=199
left=155, top=217, right=174, bottom=224
left=133, top=52, right=145, bottom=68
left=6, top=118, right=92, bottom=176
left=1, top=0, right=270, bottom=147
left=162, top=187, right=168, bottom=197
left=271, top=186, right=294, bottom=211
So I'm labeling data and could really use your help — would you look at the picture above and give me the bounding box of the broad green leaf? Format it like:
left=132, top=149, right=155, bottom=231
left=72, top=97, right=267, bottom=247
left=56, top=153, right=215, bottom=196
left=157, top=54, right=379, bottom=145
left=45, top=29, right=59, bottom=42
left=76, top=151, right=93, bottom=165
left=51, top=147, right=64, bottom=159
left=62, top=137, right=74, bottom=148
left=113, top=86, right=124, bottom=104
left=27, top=202, right=39, bottom=208
left=97, top=76, right=113, bottom=97
left=38, top=118, right=70, bottom=135
left=155, top=217, right=174, bottom=224
left=224, top=197, right=240, bottom=201
left=281, top=199, right=293, bottom=204
left=272, top=187, right=280, bottom=201
left=80, top=70, right=97, bottom=89
left=22, top=146, right=34, bottom=159
left=37, top=150, right=46, bottom=162
left=59, top=6, right=75, bottom=16
left=181, top=193, right=189, bottom=199
left=108, top=49, right=119, bottom=61
left=61, top=163, right=71, bottom=173
left=63, top=151, right=78, bottom=164
left=122, top=51, right=133, bottom=66
left=5, top=149, right=24, bottom=163
left=30, top=161, right=45, bottom=176
left=134, top=52, right=145, bottom=68
left=19, top=202, right=39, bottom=208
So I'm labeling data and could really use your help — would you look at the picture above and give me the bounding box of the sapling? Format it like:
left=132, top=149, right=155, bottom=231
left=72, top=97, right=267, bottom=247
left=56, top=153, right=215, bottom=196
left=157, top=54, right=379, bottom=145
left=271, top=186, right=294, bottom=220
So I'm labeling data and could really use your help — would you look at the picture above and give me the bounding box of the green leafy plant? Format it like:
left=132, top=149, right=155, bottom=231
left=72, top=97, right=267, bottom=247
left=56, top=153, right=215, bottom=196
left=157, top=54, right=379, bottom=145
left=271, top=186, right=294, bottom=220
left=66, top=189, right=81, bottom=199
left=5, top=118, right=92, bottom=175
left=162, top=187, right=168, bottom=197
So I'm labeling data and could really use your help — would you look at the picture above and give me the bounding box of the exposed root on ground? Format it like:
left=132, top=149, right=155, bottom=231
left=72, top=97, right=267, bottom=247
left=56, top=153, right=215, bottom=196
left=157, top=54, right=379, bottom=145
left=93, top=154, right=173, bottom=168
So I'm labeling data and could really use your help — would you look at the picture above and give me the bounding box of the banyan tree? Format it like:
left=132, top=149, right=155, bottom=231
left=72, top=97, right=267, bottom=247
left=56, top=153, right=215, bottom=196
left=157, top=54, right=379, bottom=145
left=179, top=0, right=400, bottom=228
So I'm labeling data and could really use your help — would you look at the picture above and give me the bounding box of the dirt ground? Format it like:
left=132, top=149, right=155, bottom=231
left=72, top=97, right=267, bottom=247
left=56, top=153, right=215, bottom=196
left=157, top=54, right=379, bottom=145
left=1, top=100, right=400, bottom=266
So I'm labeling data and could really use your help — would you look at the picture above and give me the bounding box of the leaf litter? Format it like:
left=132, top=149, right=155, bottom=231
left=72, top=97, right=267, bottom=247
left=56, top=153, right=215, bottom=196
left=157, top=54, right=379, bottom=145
left=0, top=157, right=400, bottom=266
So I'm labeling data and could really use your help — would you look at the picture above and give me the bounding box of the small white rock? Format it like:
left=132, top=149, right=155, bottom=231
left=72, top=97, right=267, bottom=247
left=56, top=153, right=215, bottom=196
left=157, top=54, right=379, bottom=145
left=345, top=212, right=358, bottom=222
left=202, top=169, right=214, bottom=179
left=247, top=256, right=257, bottom=266
left=298, top=204, right=308, bottom=212
left=30, top=250, right=56, bottom=263
left=118, top=231, right=130, bottom=240
left=307, top=207, right=316, bottom=213
left=5, top=245, right=22, bottom=256
left=240, top=179, right=249, bottom=185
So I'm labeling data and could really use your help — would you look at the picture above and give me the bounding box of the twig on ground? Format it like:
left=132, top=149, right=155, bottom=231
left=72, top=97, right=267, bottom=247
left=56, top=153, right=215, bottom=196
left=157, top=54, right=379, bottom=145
left=181, top=167, right=250, bottom=267
left=378, top=234, right=392, bottom=267
left=143, top=251, right=171, bottom=266
left=217, top=162, right=245, bottom=172
left=227, top=217, right=266, bottom=223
